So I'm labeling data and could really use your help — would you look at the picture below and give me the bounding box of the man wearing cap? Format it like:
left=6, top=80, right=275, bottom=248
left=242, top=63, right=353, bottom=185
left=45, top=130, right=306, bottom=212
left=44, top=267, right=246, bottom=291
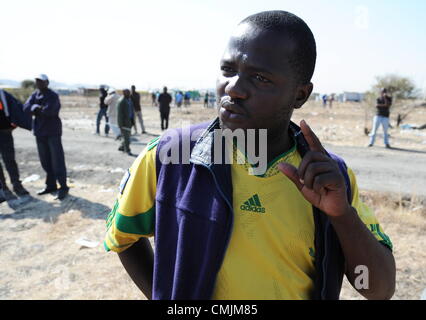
left=23, top=74, right=69, bottom=200
left=368, top=88, right=392, bottom=148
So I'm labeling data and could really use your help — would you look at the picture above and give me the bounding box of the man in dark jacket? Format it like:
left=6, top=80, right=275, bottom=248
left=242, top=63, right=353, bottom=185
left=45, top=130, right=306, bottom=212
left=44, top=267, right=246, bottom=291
left=157, top=86, right=172, bottom=130
left=23, top=74, right=69, bottom=200
left=117, top=89, right=133, bottom=155
left=130, top=85, right=145, bottom=134
left=96, top=86, right=109, bottom=136
left=0, top=89, right=30, bottom=202
left=105, top=11, right=395, bottom=300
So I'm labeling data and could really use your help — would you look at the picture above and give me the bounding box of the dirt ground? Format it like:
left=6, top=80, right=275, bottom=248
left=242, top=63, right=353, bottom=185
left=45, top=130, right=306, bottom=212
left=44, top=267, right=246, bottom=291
left=0, top=96, right=425, bottom=300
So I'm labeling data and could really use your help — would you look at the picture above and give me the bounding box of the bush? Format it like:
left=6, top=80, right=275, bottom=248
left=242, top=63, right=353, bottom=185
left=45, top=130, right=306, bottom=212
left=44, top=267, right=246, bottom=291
left=21, top=79, right=35, bottom=90
left=371, top=74, right=419, bottom=100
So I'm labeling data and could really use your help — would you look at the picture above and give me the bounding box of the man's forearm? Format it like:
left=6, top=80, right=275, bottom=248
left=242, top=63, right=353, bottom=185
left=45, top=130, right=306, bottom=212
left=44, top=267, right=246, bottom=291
left=329, top=207, right=395, bottom=300
left=118, top=237, right=154, bottom=299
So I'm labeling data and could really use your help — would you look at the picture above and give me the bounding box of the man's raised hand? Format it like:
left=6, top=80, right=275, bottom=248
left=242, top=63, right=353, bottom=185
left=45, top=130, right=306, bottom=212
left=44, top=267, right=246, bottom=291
left=278, top=120, right=351, bottom=217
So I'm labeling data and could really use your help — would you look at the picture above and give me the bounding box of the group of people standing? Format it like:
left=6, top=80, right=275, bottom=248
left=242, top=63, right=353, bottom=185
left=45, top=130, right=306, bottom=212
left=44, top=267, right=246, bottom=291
left=96, top=85, right=146, bottom=155
left=321, top=94, right=335, bottom=108
left=0, top=74, right=69, bottom=202
left=96, top=86, right=192, bottom=153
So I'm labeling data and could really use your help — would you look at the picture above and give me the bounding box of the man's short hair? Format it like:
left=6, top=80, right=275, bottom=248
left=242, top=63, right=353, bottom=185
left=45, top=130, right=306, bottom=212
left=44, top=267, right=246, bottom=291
left=241, top=10, right=316, bottom=85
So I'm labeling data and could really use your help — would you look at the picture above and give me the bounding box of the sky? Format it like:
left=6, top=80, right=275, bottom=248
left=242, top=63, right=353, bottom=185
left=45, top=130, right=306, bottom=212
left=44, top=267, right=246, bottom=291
left=1, top=0, right=426, bottom=94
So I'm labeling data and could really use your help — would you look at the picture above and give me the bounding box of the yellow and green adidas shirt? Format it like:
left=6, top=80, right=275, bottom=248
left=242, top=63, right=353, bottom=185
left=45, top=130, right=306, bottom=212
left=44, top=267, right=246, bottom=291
left=104, top=137, right=393, bottom=300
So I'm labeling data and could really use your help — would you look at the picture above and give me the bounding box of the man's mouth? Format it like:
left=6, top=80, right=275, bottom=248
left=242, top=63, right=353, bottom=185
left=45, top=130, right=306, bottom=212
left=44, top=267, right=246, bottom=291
left=219, top=98, right=247, bottom=123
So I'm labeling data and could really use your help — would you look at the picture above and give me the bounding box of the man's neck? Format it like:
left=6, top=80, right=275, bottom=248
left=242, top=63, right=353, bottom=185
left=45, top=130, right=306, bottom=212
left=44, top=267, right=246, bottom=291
left=266, top=124, right=293, bottom=164
left=38, top=88, right=48, bottom=94
left=240, top=124, right=293, bottom=165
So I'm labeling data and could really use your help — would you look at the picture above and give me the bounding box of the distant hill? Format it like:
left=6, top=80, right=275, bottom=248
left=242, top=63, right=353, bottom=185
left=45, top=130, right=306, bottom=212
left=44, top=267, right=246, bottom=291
left=0, top=78, right=97, bottom=90
left=0, top=79, right=20, bottom=88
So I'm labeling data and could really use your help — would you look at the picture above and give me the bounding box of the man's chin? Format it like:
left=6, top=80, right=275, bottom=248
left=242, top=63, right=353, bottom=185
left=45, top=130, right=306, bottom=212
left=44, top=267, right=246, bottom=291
left=219, top=117, right=250, bottom=132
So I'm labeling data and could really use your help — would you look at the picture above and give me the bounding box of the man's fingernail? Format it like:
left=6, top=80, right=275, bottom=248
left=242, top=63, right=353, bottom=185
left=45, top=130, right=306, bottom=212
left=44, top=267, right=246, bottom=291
left=299, top=178, right=304, bottom=184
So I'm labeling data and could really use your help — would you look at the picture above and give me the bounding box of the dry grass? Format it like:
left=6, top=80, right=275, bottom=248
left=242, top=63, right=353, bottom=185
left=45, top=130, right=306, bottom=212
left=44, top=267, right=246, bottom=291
left=340, top=191, right=426, bottom=300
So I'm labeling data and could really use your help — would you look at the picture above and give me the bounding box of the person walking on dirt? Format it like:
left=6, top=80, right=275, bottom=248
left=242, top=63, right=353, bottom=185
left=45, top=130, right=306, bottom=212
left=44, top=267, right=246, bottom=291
left=322, top=94, right=327, bottom=107
left=130, top=85, right=146, bottom=134
left=175, top=91, right=183, bottom=109
left=0, top=89, right=31, bottom=200
left=105, top=10, right=395, bottom=300
left=105, top=87, right=121, bottom=139
left=328, top=94, right=334, bottom=108
left=204, top=92, right=209, bottom=108
left=158, top=86, right=172, bottom=131
left=117, top=89, right=133, bottom=155
left=151, top=92, right=157, bottom=107
left=96, top=86, right=109, bottom=136
left=23, top=74, right=69, bottom=200
left=368, top=88, right=392, bottom=148
left=183, top=91, right=191, bottom=112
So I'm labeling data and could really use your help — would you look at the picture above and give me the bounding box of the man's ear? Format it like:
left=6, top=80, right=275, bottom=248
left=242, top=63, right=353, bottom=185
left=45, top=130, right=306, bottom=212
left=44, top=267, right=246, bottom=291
left=294, top=82, right=313, bottom=109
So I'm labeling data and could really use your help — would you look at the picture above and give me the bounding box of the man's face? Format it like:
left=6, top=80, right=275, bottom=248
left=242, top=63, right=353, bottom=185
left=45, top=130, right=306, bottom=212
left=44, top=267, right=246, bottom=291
left=216, top=23, right=311, bottom=135
left=35, top=79, right=48, bottom=91
left=131, top=86, right=135, bottom=93
left=123, top=89, right=130, bottom=98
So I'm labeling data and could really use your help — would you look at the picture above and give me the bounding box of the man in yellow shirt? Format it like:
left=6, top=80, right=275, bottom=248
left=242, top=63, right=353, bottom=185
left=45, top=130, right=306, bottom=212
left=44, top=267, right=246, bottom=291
left=105, top=10, right=395, bottom=300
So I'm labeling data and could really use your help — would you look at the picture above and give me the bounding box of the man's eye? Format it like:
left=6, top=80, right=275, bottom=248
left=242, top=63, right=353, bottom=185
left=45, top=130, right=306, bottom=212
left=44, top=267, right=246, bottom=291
left=255, top=74, right=270, bottom=83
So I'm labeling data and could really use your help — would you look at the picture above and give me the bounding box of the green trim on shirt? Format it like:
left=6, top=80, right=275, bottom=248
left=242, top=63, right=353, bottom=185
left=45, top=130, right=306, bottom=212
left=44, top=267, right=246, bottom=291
left=264, top=138, right=297, bottom=172
left=104, top=241, right=111, bottom=252
left=147, top=137, right=160, bottom=151
left=115, top=206, right=155, bottom=235
left=106, top=200, right=119, bottom=230
left=370, top=224, right=393, bottom=251
left=233, top=136, right=297, bottom=178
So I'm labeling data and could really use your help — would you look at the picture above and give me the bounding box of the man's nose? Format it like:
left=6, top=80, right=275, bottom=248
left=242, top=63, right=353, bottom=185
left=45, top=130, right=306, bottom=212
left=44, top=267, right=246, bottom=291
left=225, top=75, right=248, bottom=100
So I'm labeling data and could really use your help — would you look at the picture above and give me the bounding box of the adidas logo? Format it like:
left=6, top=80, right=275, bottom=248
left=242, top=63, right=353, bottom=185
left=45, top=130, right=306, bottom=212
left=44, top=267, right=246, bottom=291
left=240, top=194, right=266, bottom=213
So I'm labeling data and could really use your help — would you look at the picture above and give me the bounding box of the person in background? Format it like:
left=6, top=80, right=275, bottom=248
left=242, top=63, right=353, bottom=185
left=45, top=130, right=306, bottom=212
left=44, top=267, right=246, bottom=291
left=117, top=89, right=133, bottom=155
left=204, top=92, right=209, bottom=108
left=175, top=91, right=183, bottom=109
left=105, top=87, right=121, bottom=140
left=328, top=94, right=335, bottom=108
left=183, top=91, right=191, bottom=112
left=96, top=85, right=109, bottom=136
left=157, top=86, right=172, bottom=131
left=368, top=88, right=392, bottom=148
left=0, top=89, right=30, bottom=201
left=322, top=94, right=327, bottom=107
left=155, top=91, right=160, bottom=106
left=23, top=74, right=69, bottom=200
left=130, top=85, right=146, bottom=134
left=151, top=92, right=157, bottom=107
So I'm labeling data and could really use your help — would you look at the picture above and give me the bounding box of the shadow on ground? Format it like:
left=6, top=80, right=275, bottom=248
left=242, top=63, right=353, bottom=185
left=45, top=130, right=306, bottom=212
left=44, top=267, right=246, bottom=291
left=388, top=147, right=426, bottom=154
left=0, top=193, right=111, bottom=223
